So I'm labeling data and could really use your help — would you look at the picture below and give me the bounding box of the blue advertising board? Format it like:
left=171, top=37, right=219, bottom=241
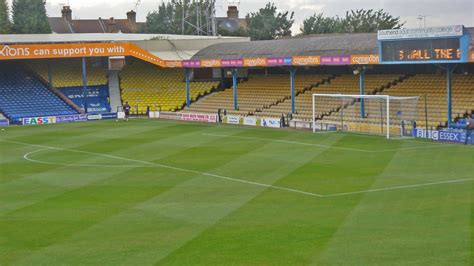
left=0, top=119, right=9, bottom=127
left=413, top=128, right=473, bottom=144
left=56, top=114, right=88, bottom=123
left=87, top=113, right=118, bottom=121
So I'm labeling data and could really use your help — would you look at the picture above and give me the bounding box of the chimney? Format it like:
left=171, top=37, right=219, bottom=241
left=127, top=10, right=137, bottom=24
left=61, top=5, right=72, bottom=22
left=108, top=17, right=119, bottom=33
left=227, top=5, right=239, bottom=19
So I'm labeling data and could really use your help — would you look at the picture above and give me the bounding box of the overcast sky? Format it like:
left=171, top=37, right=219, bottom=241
left=7, top=0, right=474, bottom=33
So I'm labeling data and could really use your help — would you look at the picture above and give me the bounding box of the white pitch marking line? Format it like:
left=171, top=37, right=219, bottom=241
left=376, top=145, right=454, bottom=152
left=1, top=139, right=324, bottom=198
left=324, top=178, right=474, bottom=198
left=202, top=133, right=373, bottom=153
left=23, top=149, right=156, bottom=168
left=202, top=133, right=452, bottom=153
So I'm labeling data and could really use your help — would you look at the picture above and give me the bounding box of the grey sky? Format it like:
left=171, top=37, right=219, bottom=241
left=7, top=0, right=474, bottom=33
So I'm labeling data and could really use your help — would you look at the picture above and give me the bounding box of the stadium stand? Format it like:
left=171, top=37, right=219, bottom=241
left=27, top=59, right=108, bottom=87
left=27, top=59, right=111, bottom=113
left=0, top=64, right=79, bottom=122
left=185, top=74, right=329, bottom=115
left=120, top=60, right=220, bottom=113
left=255, top=74, right=403, bottom=120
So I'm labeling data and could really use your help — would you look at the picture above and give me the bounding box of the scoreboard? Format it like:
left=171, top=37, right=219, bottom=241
left=381, top=38, right=461, bottom=62
left=378, top=25, right=469, bottom=64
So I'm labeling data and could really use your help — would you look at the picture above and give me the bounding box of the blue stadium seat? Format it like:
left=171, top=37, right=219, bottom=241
left=0, top=64, right=79, bottom=122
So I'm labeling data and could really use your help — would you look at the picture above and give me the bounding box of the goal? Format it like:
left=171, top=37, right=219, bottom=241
left=312, top=94, right=420, bottom=139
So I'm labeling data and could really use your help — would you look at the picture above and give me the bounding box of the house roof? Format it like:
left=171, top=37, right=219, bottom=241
left=193, top=27, right=474, bottom=59
left=192, top=32, right=378, bottom=59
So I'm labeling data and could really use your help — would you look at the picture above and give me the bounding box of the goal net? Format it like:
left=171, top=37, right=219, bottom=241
left=312, top=94, right=420, bottom=139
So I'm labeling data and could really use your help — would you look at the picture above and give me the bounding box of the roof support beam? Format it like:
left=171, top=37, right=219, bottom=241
left=446, top=64, right=456, bottom=128
left=359, top=67, right=366, bottom=118
left=232, top=68, right=238, bottom=111
left=185, top=68, right=191, bottom=108
left=289, top=67, right=297, bottom=114
left=81, top=57, right=88, bottom=113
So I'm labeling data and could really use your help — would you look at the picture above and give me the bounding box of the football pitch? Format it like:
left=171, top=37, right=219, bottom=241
left=1, top=119, right=473, bottom=265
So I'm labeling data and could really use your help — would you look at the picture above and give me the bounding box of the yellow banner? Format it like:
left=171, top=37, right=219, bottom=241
left=243, top=58, right=268, bottom=67
left=292, top=56, right=320, bottom=66
left=201, top=59, right=221, bottom=68
left=350, top=54, right=379, bottom=65
left=165, top=60, right=183, bottom=68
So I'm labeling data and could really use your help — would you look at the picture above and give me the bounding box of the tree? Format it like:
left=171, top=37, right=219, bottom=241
left=145, top=0, right=215, bottom=35
left=245, top=2, right=294, bottom=40
left=340, top=9, right=404, bottom=33
left=217, top=27, right=248, bottom=37
left=0, top=0, right=10, bottom=34
left=300, top=9, right=404, bottom=35
left=12, top=0, right=51, bottom=34
left=300, top=13, right=341, bottom=35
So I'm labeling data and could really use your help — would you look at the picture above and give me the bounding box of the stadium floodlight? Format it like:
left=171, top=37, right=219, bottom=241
left=312, top=94, right=420, bottom=139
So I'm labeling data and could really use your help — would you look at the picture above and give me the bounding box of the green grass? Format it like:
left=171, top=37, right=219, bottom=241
left=0, top=119, right=473, bottom=265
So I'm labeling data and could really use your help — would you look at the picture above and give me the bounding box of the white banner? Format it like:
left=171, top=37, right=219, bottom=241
left=226, top=115, right=240, bottom=124
left=87, top=114, right=102, bottom=121
left=243, top=116, right=257, bottom=126
left=181, top=113, right=217, bottom=123
left=148, top=111, right=160, bottom=119
left=378, top=25, right=463, bottom=40
left=117, top=112, right=126, bottom=119
left=261, top=118, right=281, bottom=128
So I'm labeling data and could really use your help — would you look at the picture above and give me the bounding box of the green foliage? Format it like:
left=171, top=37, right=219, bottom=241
left=0, top=0, right=10, bottom=34
left=12, top=0, right=51, bottom=34
left=300, top=13, right=342, bottom=35
left=145, top=0, right=214, bottom=35
left=245, top=2, right=294, bottom=40
left=301, top=9, right=404, bottom=35
left=217, top=26, right=249, bottom=37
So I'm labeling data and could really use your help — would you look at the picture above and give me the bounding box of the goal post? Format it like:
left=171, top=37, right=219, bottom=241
left=312, top=94, right=420, bottom=139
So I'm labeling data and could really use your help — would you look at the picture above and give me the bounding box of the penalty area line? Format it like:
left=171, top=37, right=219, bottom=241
left=323, top=178, right=474, bottom=197
left=202, top=133, right=373, bottom=153
left=202, top=133, right=453, bottom=153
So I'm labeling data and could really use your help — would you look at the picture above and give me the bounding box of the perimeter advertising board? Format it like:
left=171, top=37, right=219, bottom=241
left=181, top=113, right=217, bottom=123
left=413, top=128, right=472, bottom=144
left=22, top=116, right=57, bottom=125
left=22, top=114, right=88, bottom=125
left=261, top=118, right=281, bottom=128
left=0, top=119, right=9, bottom=127
left=243, top=117, right=257, bottom=126
left=226, top=115, right=241, bottom=124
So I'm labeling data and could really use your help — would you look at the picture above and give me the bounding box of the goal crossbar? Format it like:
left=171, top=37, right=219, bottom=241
left=312, top=94, right=420, bottom=139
